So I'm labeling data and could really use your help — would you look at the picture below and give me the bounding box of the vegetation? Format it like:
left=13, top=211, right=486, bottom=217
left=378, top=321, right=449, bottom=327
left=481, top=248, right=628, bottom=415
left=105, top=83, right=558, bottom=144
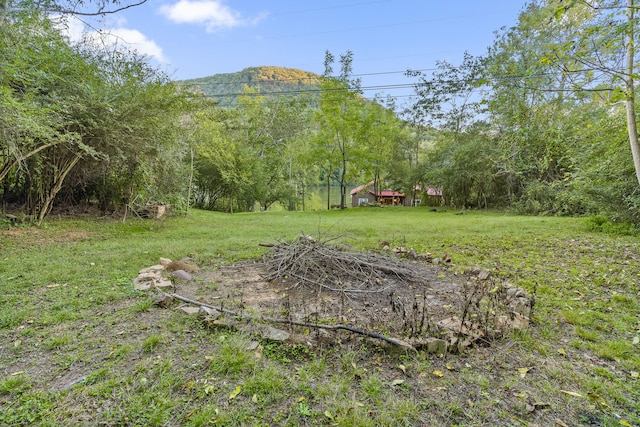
left=4, top=1, right=640, bottom=226
left=1, top=209, right=639, bottom=426
left=0, top=9, right=198, bottom=223
left=2, top=0, right=640, bottom=425
left=179, top=66, right=321, bottom=108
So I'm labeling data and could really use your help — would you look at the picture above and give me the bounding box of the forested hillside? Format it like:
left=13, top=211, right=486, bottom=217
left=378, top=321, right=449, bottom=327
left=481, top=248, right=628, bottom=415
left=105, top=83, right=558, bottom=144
left=179, top=66, right=321, bottom=107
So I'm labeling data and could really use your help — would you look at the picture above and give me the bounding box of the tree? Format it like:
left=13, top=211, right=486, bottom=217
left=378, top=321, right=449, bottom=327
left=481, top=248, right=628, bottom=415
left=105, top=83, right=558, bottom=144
left=1, top=0, right=147, bottom=16
left=316, top=50, right=371, bottom=209
left=538, top=0, right=640, bottom=187
left=1, top=12, right=194, bottom=221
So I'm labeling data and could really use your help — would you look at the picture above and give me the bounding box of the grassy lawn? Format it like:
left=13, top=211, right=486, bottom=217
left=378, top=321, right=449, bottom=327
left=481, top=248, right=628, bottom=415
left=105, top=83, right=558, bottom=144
left=0, top=208, right=639, bottom=426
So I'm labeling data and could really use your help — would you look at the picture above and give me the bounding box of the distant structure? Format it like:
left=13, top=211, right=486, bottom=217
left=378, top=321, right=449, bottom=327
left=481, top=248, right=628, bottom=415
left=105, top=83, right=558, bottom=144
left=350, top=181, right=442, bottom=207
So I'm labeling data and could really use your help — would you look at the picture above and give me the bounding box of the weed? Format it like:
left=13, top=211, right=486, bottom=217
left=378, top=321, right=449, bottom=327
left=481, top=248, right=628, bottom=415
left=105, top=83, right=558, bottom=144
left=0, top=374, right=31, bottom=395
left=208, top=335, right=257, bottom=376
left=142, top=334, right=163, bottom=353
left=262, top=341, right=311, bottom=364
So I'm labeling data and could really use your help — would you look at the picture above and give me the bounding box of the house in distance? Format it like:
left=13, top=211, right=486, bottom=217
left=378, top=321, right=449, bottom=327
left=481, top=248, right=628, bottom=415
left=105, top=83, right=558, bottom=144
left=350, top=181, right=442, bottom=207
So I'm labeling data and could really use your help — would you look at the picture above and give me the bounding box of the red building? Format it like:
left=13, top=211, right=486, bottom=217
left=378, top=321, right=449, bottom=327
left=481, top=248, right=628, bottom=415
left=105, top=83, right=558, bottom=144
left=350, top=181, right=442, bottom=207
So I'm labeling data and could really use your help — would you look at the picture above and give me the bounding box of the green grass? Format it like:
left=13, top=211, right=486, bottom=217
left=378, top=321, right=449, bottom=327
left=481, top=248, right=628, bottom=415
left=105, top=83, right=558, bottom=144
left=1, top=207, right=640, bottom=425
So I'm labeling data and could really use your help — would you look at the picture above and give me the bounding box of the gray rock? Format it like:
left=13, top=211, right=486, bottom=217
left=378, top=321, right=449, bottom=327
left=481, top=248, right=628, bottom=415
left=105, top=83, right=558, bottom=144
left=478, top=270, right=492, bottom=281
left=425, top=337, right=448, bottom=355
left=170, top=269, right=192, bottom=281
left=154, top=278, right=174, bottom=289
left=139, top=265, right=165, bottom=274
left=133, top=276, right=154, bottom=291
left=152, top=293, right=174, bottom=308
left=198, top=306, right=221, bottom=319
left=177, top=306, right=200, bottom=315
left=260, top=326, right=290, bottom=341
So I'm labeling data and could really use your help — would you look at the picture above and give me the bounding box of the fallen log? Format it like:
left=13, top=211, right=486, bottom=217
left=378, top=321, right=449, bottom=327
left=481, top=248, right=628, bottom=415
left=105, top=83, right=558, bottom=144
left=170, top=292, right=415, bottom=351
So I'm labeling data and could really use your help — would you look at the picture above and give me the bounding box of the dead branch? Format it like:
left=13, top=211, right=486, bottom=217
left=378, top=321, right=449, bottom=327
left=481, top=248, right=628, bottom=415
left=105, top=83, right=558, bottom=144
left=170, top=292, right=415, bottom=350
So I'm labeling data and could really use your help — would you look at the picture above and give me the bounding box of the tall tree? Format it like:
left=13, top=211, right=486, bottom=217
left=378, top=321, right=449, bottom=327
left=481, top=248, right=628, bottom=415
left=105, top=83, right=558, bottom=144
left=542, top=0, right=640, bottom=187
left=317, top=50, right=370, bottom=209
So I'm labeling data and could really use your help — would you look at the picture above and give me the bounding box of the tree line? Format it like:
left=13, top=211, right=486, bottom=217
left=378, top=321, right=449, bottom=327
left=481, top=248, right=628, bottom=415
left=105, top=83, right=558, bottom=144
left=2, top=0, right=640, bottom=226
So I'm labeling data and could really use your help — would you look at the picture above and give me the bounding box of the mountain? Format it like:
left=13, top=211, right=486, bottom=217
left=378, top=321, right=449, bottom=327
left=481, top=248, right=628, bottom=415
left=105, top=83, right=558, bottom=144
left=177, top=66, right=322, bottom=107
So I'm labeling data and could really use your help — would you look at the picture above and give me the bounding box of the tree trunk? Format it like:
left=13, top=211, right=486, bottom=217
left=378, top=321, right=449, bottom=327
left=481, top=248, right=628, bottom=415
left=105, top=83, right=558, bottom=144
left=37, top=153, right=82, bottom=225
left=0, top=140, right=64, bottom=182
left=340, top=151, right=347, bottom=209
left=625, top=0, right=640, bottom=187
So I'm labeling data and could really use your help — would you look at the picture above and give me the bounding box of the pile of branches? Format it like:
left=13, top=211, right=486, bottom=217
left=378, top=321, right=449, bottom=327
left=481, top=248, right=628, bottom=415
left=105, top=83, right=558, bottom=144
left=261, top=235, right=422, bottom=294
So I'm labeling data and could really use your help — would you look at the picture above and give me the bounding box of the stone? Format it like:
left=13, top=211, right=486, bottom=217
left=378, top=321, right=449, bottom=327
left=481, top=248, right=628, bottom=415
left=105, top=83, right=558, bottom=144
left=260, top=326, right=290, bottom=341
left=133, top=276, right=154, bottom=291
left=139, top=265, right=165, bottom=274
left=170, top=270, right=192, bottom=281
left=478, top=270, right=491, bottom=281
left=417, top=253, right=432, bottom=261
left=245, top=340, right=260, bottom=351
left=152, top=293, right=174, bottom=308
left=154, top=279, right=174, bottom=289
left=198, top=306, right=221, bottom=320
left=158, top=257, right=172, bottom=266
left=177, top=306, right=200, bottom=315
left=425, top=337, right=448, bottom=355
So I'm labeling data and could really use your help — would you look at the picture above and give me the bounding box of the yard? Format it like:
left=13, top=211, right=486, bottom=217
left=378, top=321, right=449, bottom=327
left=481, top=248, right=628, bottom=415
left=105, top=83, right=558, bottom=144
left=1, top=208, right=639, bottom=426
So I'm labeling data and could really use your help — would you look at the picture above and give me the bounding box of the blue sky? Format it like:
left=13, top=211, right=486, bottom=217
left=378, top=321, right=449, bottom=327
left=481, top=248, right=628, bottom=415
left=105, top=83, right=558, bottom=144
left=66, top=0, right=528, bottom=101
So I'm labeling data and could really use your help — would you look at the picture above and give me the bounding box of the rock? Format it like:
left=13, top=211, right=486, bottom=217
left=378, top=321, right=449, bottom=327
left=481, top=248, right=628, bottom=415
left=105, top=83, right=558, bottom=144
left=260, top=326, right=290, bottom=341
left=198, top=306, right=221, bottom=320
left=158, top=257, right=172, bottom=266
left=139, top=265, right=165, bottom=274
left=382, top=245, right=391, bottom=251
left=495, top=312, right=529, bottom=332
left=505, top=287, right=532, bottom=317
left=245, top=340, right=260, bottom=351
left=425, top=337, right=448, bottom=355
left=152, top=293, right=174, bottom=308
left=467, top=267, right=482, bottom=276
left=137, top=271, right=162, bottom=280
left=210, top=318, right=237, bottom=330
left=154, top=278, right=174, bottom=289
left=170, top=270, right=192, bottom=281
left=381, top=337, right=417, bottom=354
left=166, top=261, right=198, bottom=273
left=478, top=270, right=491, bottom=281
left=133, top=276, right=155, bottom=291
left=177, top=306, right=200, bottom=315
left=417, top=253, right=432, bottom=262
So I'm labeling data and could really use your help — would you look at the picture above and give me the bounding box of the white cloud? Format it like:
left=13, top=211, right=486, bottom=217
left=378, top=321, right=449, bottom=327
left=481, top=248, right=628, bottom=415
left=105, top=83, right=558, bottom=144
left=159, top=0, right=263, bottom=32
left=59, top=17, right=168, bottom=64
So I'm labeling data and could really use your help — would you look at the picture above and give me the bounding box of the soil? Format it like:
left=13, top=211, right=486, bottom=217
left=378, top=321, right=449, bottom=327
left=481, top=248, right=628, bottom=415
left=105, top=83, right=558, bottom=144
left=168, top=241, right=517, bottom=349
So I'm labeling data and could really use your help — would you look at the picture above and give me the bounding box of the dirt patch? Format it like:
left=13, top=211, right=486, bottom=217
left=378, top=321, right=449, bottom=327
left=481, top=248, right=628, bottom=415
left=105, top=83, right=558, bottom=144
left=167, top=236, right=531, bottom=351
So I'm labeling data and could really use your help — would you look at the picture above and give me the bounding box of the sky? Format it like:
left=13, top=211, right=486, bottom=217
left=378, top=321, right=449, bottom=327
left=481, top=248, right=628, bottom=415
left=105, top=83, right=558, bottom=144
left=66, top=0, right=529, bottom=102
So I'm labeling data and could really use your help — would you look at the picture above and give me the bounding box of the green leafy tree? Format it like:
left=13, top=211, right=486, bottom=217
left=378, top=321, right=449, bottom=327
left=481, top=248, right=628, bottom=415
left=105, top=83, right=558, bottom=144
left=316, top=50, right=372, bottom=209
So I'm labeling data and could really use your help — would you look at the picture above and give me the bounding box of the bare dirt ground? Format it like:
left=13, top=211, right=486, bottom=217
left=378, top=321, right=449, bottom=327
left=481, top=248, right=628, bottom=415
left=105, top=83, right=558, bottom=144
left=166, top=236, right=530, bottom=351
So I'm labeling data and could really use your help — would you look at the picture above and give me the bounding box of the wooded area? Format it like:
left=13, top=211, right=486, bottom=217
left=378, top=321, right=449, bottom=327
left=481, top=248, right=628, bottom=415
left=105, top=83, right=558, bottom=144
left=2, top=0, right=640, bottom=226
